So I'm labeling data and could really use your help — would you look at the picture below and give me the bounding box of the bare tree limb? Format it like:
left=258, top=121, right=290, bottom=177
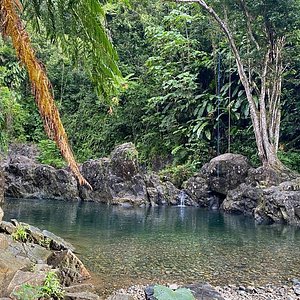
left=238, top=0, right=260, bottom=51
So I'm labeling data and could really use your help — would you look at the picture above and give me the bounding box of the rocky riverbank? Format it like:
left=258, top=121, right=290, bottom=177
left=0, top=218, right=101, bottom=299
left=2, top=143, right=300, bottom=225
left=106, top=281, right=300, bottom=300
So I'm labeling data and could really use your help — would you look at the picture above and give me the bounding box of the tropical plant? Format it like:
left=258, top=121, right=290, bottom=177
left=40, top=271, right=65, bottom=299
left=13, top=283, right=41, bottom=300
left=38, top=139, right=66, bottom=168
left=13, top=271, right=64, bottom=300
left=0, top=0, right=122, bottom=186
left=12, top=224, right=28, bottom=242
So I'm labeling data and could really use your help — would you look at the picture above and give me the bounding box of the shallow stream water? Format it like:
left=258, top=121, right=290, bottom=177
left=3, top=198, right=300, bottom=295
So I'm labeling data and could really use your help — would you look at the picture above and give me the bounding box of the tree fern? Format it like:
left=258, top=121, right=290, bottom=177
left=0, top=0, right=122, bottom=187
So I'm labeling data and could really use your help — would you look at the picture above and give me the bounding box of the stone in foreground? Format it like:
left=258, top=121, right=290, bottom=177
left=47, top=249, right=91, bottom=286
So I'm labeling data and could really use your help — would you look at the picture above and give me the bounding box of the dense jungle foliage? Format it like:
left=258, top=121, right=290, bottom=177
left=1, top=0, right=300, bottom=176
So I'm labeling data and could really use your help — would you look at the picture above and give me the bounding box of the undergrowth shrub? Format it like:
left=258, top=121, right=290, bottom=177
left=159, top=161, right=198, bottom=188
left=38, top=139, right=65, bottom=168
left=13, top=271, right=64, bottom=300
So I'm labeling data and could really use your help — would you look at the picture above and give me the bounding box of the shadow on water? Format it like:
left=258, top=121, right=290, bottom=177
left=3, top=198, right=300, bottom=295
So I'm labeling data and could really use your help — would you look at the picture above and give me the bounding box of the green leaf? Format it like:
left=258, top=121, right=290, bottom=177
left=153, top=285, right=195, bottom=300
left=204, top=129, right=211, bottom=140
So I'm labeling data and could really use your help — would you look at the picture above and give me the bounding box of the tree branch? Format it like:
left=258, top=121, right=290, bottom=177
left=238, top=0, right=260, bottom=51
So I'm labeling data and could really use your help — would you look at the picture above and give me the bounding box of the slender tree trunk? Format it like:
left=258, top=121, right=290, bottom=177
left=0, top=155, right=4, bottom=204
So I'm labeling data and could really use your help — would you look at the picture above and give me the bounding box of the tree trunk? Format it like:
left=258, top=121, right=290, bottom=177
left=177, top=0, right=287, bottom=171
left=0, top=156, right=4, bottom=204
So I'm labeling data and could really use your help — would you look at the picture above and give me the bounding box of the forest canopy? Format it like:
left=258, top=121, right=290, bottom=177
left=1, top=0, right=300, bottom=178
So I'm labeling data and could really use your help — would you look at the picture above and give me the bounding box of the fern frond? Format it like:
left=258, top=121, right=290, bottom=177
left=20, top=0, right=122, bottom=100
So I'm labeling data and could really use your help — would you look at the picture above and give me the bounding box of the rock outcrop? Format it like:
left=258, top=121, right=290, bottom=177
left=144, top=173, right=180, bottom=206
left=183, top=174, right=221, bottom=209
left=221, top=183, right=263, bottom=216
left=47, top=249, right=90, bottom=286
left=254, top=181, right=300, bottom=226
left=5, top=157, right=80, bottom=201
left=184, top=153, right=300, bottom=226
left=3, top=143, right=300, bottom=225
left=4, top=144, right=80, bottom=201
left=79, top=146, right=149, bottom=205
left=201, top=153, right=251, bottom=195
left=4, top=143, right=180, bottom=207
left=0, top=219, right=99, bottom=299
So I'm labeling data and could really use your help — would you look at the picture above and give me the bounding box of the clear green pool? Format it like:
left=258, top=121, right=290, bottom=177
left=3, top=198, right=300, bottom=295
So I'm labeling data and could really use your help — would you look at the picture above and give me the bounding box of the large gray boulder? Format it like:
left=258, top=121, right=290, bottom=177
left=80, top=143, right=149, bottom=206
left=183, top=174, right=221, bottom=209
left=201, top=153, right=251, bottom=195
left=221, top=183, right=263, bottom=216
left=145, top=173, right=180, bottom=206
left=110, top=142, right=139, bottom=180
left=4, top=155, right=80, bottom=200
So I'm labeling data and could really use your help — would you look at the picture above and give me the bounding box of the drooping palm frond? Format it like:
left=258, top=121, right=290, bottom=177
left=0, top=0, right=92, bottom=188
left=20, top=0, right=122, bottom=99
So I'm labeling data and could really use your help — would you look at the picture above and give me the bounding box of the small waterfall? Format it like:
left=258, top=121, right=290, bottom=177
left=178, top=190, right=186, bottom=207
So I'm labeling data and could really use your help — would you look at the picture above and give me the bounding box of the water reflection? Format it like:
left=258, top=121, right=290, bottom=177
left=3, top=198, right=300, bottom=295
